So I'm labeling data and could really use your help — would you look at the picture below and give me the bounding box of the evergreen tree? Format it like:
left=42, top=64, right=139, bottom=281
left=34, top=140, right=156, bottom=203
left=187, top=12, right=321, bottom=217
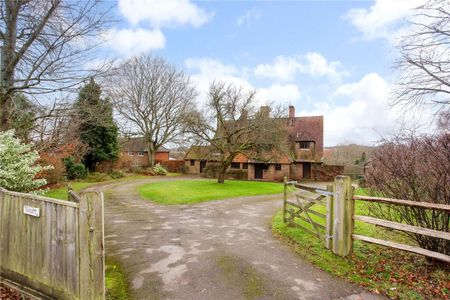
left=75, top=78, right=118, bottom=171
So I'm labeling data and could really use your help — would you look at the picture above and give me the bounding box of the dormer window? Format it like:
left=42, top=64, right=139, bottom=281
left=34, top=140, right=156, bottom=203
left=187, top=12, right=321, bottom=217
left=298, top=141, right=310, bottom=149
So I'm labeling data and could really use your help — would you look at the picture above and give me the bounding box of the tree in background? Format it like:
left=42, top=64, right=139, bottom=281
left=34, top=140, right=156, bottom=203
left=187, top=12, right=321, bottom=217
left=108, top=55, right=196, bottom=166
left=0, top=0, right=111, bottom=131
left=75, top=78, right=118, bottom=171
left=10, top=94, right=37, bottom=141
left=185, top=82, right=286, bottom=184
left=365, top=133, right=449, bottom=259
left=0, top=130, right=52, bottom=192
left=394, top=0, right=450, bottom=116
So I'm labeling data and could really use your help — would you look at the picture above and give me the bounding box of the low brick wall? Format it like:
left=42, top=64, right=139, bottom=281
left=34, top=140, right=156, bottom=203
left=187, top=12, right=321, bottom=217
left=161, top=160, right=185, bottom=173
left=312, top=164, right=344, bottom=181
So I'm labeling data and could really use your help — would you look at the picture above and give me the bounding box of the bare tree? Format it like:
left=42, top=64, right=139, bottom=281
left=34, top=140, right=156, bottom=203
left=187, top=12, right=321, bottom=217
left=365, top=133, right=449, bottom=260
left=185, top=82, right=287, bottom=183
left=394, top=0, right=450, bottom=115
left=0, top=0, right=111, bottom=130
left=107, top=55, right=196, bottom=166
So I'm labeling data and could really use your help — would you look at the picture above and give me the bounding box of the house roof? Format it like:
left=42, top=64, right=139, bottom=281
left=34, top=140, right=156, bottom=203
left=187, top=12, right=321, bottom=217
left=184, top=146, right=220, bottom=160
left=120, top=137, right=169, bottom=152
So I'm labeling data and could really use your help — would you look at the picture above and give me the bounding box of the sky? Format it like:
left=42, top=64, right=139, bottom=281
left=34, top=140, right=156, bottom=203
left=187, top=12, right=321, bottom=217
left=99, top=0, right=431, bottom=146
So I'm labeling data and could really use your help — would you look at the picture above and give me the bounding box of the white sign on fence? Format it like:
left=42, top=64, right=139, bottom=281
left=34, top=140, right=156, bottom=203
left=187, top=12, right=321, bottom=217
left=24, top=205, right=40, bottom=217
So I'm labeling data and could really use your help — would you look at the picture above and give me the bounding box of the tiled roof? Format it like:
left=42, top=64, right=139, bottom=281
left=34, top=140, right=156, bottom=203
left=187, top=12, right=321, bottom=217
left=120, top=137, right=169, bottom=152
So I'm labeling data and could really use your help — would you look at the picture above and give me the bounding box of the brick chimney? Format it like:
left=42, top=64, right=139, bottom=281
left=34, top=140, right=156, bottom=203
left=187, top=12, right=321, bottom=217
left=259, top=106, right=271, bottom=117
left=289, top=105, right=295, bottom=118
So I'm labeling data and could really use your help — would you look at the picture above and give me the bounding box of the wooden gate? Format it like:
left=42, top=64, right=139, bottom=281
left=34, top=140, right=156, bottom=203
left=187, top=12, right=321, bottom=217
left=0, top=188, right=105, bottom=299
left=283, top=178, right=334, bottom=249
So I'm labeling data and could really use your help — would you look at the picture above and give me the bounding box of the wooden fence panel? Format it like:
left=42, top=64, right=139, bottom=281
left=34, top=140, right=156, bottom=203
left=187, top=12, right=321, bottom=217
left=0, top=188, right=104, bottom=299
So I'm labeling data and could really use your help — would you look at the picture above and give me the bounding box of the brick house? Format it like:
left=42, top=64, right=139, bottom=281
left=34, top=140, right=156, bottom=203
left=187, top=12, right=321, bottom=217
left=185, top=105, right=342, bottom=181
left=116, top=137, right=169, bottom=168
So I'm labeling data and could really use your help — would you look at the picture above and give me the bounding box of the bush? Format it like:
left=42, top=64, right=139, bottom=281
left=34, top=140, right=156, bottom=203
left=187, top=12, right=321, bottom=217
left=85, top=172, right=111, bottom=182
left=63, top=156, right=88, bottom=180
left=109, top=170, right=125, bottom=179
left=365, top=133, right=449, bottom=259
left=0, top=130, right=52, bottom=192
left=130, top=166, right=142, bottom=174
left=152, top=163, right=167, bottom=176
left=225, top=169, right=247, bottom=180
left=203, top=164, right=220, bottom=178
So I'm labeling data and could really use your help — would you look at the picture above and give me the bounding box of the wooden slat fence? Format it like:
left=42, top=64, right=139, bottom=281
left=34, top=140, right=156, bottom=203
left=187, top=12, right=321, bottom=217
left=282, top=176, right=450, bottom=263
left=0, top=187, right=105, bottom=299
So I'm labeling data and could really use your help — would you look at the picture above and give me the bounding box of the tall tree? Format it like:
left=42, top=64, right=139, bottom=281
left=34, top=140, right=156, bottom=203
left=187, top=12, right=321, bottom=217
left=185, top=82, right=286, bottom=184
left=0, top=0, right=111, bottom=130
left=108, top=55, right=196, bottom=166
left=394, top=0, right=450, bottom=116
left=75, top=78, right=118, bottom=171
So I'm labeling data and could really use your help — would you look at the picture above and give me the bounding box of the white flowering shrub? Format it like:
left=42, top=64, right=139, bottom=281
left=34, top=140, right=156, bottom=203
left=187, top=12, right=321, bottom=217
left=0, top=130, right=52, bottom=192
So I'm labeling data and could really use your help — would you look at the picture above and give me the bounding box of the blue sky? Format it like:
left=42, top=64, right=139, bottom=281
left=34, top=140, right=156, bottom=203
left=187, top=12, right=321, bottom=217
left=101, top=0, right=429, bottom=146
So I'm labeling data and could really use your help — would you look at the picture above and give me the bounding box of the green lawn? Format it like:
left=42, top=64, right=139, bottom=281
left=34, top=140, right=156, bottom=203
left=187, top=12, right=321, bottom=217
left=272, top=187, right=449, bottom=299
left=138, top=179, right=283, bottom=205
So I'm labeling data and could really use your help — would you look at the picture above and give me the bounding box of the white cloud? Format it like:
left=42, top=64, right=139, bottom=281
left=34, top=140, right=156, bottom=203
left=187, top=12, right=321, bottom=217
left=105, top=28, right=165, bottom=56
left=256, top=84, right=300, bottom=104
left=118, top=0, right=213, bottom=28
left=237, top=8, right=261, bottom=26
left=300, top=73, right=394, bottom=145
left=185, top=58, right=301, bottom=107
left=344, top=0, right=426, bottom=40
left=254, top=52, right=348, bottom=82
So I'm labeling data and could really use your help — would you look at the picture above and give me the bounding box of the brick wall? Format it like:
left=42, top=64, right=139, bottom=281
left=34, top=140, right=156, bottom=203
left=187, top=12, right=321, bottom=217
left=312, top=164, right=344, bottom=181
left=161, top=160, right=185, bottom=172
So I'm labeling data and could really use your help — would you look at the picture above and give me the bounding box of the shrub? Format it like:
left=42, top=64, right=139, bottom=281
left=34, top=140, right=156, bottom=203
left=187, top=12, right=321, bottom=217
left=85, top=172, right=111, bottom=182
left=130, top=166, right=142, bottom=174
left=109, top=170, right=125, bottom=179
left=203, top=164, right=220, bottom=178
left=63, top=156, right=88, bottom=180
left=365, top=133, right=449, bottom=259
left=152, top=163, right=167, bottom=175
left=0, top=130, right=52, bottom=192
left=225, top=169, right=247, bottom=180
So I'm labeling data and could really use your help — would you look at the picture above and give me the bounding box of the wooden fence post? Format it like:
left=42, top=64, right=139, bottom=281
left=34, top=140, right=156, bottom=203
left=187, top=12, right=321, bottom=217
left=332, top=176, right=354, bottom=257
left=325, top=185, right=334, bottom=250
left=79, top=192, right=105, bottom=300
left=283, top=176, right=288, bottom=222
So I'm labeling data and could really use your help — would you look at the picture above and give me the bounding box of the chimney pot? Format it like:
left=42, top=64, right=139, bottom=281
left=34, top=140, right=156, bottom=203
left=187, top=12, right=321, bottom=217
left=289, top=105, right=295, bottom=118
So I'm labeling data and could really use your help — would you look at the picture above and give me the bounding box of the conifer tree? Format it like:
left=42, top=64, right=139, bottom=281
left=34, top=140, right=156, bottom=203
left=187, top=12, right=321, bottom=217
left=75, top=78, right=118, bottom=171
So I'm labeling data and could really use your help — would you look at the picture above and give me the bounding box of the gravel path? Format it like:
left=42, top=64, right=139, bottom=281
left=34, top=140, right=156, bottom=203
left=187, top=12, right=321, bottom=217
left=91, top=177, right=383, bottom=300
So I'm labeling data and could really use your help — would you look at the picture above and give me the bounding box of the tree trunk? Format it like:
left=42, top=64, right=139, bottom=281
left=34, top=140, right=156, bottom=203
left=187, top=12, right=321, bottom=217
left=217, top=163, right=227, bottom=184
left=1, top=2, right=18, bottom=131
left=146, top=140, right=156, bottom=167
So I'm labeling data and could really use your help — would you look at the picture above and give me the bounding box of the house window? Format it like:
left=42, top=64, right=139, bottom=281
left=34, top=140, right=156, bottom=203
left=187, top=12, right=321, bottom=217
left=231, top=162, right=240, bottom=169
left=275, top=164, right=282, bottom=171
left=190, top=159, right=195, bottom=166
left=128, top=151, right=134, bottom=156
left=299, top=141, right=310, bottom=149
left=137, top=151, right=145, bottom=156
left=242, top=163, right=248, bottom=169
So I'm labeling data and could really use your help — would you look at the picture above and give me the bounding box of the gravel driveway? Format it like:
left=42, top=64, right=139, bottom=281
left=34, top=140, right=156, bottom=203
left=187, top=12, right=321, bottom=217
left=90, top=177, right=383, bottom=300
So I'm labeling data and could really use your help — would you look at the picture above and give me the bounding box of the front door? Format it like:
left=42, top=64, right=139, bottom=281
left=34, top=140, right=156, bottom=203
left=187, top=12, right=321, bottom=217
left=303, top=163, right=311, bottom=179
left=254, top=164, right=264, bottom=179
left=200, top=160, right=206, bottom=173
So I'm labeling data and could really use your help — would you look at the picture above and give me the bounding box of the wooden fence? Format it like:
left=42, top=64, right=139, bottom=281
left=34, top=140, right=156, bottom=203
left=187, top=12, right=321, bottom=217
left=0, top=188, right=105, bottom=299
left=283, top=176, right=450, bottom=263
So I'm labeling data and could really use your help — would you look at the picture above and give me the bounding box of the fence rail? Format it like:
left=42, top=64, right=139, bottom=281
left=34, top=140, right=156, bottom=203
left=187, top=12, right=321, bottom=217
left=0, top=187, right=105, bottom=299
left=283, top=176, right=450, bottom=263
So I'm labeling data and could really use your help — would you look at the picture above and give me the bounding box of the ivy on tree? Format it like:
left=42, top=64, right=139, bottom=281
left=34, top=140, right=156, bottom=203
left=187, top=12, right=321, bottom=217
left=75, top=78, right=119, bottom=171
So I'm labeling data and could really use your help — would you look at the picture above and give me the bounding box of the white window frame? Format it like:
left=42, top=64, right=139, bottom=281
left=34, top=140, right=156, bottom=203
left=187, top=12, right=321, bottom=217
left=128, top=151, right=134, bottom=156
left=137, top=151, right=145, bottom=156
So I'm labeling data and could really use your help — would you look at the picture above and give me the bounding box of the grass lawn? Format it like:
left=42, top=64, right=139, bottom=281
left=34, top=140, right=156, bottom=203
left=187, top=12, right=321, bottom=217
left=272, top=187, right=449, bottom=299
left=138, top=179, right=283, bottom=205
